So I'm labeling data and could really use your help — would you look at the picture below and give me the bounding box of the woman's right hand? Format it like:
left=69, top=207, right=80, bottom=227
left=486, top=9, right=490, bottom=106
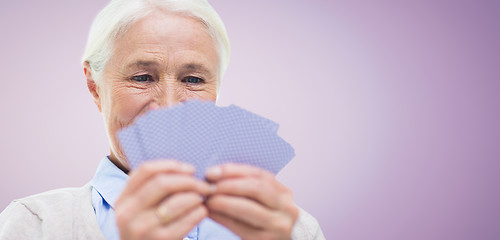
left=115, top=160, right=211, bottom=240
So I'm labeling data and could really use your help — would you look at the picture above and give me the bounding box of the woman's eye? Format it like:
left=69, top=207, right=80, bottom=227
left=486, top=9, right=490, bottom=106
left=183, top=76, right=204, bottom=84
left=132, top=75, right=153, bottom=82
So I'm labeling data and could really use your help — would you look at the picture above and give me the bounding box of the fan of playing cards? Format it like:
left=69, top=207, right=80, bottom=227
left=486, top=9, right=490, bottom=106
left=117, top=100, right=295, bottom=179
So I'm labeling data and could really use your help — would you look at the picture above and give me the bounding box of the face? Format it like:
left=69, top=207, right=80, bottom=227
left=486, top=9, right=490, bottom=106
left=85, top=12, right=219, bottom=172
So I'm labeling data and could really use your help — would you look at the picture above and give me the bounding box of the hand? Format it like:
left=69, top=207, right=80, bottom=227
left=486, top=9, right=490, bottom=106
left=205, top=164, right=299, bottom=240
left=115, top=160, right=211, bottom=240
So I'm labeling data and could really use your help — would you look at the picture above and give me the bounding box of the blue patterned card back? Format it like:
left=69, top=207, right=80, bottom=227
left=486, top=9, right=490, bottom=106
left=117, top=100, right=294, bottom=178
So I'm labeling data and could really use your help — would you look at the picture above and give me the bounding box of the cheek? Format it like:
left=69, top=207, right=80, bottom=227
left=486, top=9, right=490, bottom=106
left=186, top=83, right=218, bottom=101
left=192, top=90, right=217, bottom=102
left=107, top=85, right=151, bottom=129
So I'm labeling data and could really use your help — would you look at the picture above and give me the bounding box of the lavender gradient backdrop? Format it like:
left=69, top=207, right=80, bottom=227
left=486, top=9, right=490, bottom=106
left=1, top=1, right=499, bottom=239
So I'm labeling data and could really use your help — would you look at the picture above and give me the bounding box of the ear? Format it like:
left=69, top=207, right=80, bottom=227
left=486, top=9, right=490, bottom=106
left=83, top=62, right=102, bottom=112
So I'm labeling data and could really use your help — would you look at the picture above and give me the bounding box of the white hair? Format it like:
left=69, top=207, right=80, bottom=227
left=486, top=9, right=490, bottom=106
left=81, top=0, right=230, bottom=88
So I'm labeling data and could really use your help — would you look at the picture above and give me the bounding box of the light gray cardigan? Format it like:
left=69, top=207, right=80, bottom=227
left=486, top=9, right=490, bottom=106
left=0, top=183, right=324, bottom=239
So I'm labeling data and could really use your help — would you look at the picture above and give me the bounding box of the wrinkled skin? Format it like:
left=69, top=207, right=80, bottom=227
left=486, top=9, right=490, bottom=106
left=85, top=11, right=298, bottom=240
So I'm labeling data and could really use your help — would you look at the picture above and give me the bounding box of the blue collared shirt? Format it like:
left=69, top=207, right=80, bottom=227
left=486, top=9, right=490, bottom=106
left=90, top=157, right=239, bottom=240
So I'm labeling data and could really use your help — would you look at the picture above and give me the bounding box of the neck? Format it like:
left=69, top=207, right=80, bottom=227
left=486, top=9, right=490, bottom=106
left=108, top=153, right=130, bottom=174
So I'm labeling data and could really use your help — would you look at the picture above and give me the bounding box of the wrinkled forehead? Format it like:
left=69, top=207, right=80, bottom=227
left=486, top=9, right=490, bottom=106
left=119, top=8, right=215, bottom=39
left=114, top=10, right=217, bottom=51
left=111, top=12, right=217, bottom=61
left=106, top=11, right=219, bottom=77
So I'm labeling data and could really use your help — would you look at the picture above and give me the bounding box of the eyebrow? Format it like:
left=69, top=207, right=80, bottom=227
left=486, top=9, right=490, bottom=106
left=125, top=61, right=214, bottom=76
left=180, top=63, right=212, bottom=74
left=126, top=60, right=160, bottom=69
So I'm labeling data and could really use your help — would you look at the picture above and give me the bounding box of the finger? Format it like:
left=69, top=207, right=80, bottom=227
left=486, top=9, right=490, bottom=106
left=153, top=205, right=208, bottom=239
left=205, top=163, right=274, bottom=182
left=155, top=192, right=204, bottom=225
left=127, top=174, right=210, bottom=210
left=119, top=207, right=159, bottom=239
left=117, top=192, right=205, bottom=240
left=209, top=212, right=264, bottom=239
left=205, top=194, right=274, bottom=229
left=210, top=177, right=291, bottom=209
left=120, top=160, right=195, bottom=198
left=209, top=207, right=296, bottom=240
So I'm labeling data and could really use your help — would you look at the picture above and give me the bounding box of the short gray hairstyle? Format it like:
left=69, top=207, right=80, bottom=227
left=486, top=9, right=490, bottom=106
left=81, top=0, right=230, bottom=88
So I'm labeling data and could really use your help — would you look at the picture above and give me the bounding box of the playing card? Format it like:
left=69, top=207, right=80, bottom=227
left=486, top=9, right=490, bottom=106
left=117, top=123, right=147, bottom=167
left=117, top=100, right=295, bottom=177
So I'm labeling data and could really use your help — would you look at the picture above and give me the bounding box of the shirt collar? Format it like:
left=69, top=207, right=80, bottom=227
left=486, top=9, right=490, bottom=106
left=91, top=157, right=129, bottom=209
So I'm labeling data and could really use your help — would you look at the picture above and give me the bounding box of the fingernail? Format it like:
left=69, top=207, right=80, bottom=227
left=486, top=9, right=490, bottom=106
left=209, top=184, right=217, bottom=194
left=181, top=163, right=195, bottom=172
left=206, top=166, right=222, bottom=179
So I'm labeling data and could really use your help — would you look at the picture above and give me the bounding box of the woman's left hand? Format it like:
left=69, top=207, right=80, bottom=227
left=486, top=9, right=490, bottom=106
left=205, top=164, right=299, bottom=240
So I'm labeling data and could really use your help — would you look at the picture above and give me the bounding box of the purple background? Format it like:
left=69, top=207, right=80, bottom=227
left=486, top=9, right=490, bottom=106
left=1, top=1, right=499, bottom=239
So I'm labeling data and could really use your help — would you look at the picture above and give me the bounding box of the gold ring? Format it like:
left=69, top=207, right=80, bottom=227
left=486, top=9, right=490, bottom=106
left=155, top=205, right=171, bottom=225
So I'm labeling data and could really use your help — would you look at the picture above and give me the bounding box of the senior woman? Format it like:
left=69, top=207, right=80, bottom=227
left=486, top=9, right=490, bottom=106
left=0, top=0, right=324, bottom=239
